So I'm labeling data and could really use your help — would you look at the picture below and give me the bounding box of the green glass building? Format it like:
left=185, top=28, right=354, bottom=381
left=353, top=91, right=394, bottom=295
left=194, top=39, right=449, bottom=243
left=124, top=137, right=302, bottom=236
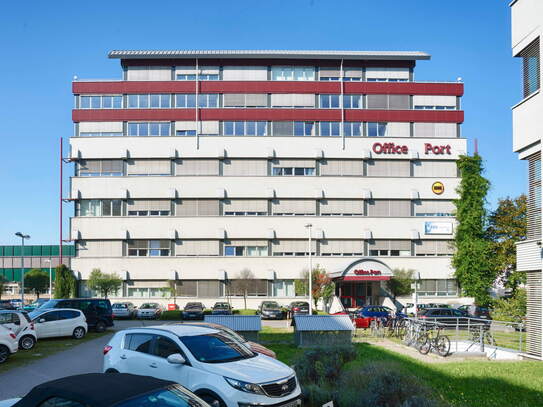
left=0, top=245, right=75, bottom=282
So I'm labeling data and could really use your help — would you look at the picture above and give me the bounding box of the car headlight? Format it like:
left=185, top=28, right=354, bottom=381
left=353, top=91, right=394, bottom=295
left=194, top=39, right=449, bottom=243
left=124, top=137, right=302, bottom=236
left=224, top=377, right=265, bottom=395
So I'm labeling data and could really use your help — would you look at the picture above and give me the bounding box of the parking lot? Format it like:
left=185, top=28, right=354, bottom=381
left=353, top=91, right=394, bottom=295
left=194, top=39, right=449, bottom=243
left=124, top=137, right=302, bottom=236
left=0, top=319, right=291, bottom=399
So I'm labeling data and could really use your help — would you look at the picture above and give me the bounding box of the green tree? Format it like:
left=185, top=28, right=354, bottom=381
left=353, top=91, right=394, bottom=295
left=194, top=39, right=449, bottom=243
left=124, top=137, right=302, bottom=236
left=0, top=275, right=6, bottom=299
left=491, top=288, right=527, bottom=323
left=87, top=269, right=122, bottom=299
left=25, top=269, right=49, bottom=299
left=295, top=270, right=309, bottom=296
left=311, top=265, right=334, bottom=309
left=486, top=195, right=527, bottom=293
left=452, top=154, right=494, bottom=306
left=386, top=268, right=415, bottom=300
left=54, top=264, right=76, bottom=299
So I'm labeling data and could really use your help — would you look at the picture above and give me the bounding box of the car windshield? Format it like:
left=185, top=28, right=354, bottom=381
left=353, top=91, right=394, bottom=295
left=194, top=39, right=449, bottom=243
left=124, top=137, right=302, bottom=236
left=181, top=332, right=255, bottom=363
left=262, top=302, right=280, bottom=309
left=115, top=385, right=206, bottom=407
left=140, top=304, right=157, bottom=309
left=185, top=303, right=202, bottom=310
left=39, top=299, right=60, bottom=309
left=113, top=304, right=128, bottom=309
left=292, top=302, right=307, bottom=307
left=214, top=303, right=229, bottom=309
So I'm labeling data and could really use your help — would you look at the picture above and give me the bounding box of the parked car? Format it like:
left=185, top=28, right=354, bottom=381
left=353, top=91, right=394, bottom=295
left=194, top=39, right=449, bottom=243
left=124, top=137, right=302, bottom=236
left=112, top=302, right=137, bottom=319
left=0, top=373, right=210, bottom=407
left=29, top=308, right=87, bottom=339
left=257, top=301, right=286, bottom=320
left=211, top=302, right=233, bottom=315
left=182, top=302, right=205, bottom=320
left=9, top=299, right=23, bottom=309
left=287, top=301, right=310, bottom=318
left=103, top=325, right=301, bottom=407
left=0, top=301, right=16, bottom=311
left=136, top=303, right=163, bottom=319
left=40, top=298, right=113, bottom=332
left=347, top=305, right=392, bottom=328
left=418, top=308, right=491, bottom=327
left=456, top=304, right=492, bottom=320
left=23, top=298, right=49, bottom=312
left=0, top=310, right=37, bottom=350
left=0, top=325, right=18, bottom=364
left=173, top=322, right=277, bottom=359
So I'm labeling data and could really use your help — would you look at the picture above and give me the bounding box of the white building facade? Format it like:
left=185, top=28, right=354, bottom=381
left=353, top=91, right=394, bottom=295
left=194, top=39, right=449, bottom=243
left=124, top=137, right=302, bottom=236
left=70, top=50, right=467, bottom=310
left=511, top=0, right=543, bottom=359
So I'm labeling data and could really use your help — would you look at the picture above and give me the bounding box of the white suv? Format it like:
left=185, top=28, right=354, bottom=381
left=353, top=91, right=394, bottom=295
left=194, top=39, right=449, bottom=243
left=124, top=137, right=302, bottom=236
left=103, top=325, right=301, bottom=407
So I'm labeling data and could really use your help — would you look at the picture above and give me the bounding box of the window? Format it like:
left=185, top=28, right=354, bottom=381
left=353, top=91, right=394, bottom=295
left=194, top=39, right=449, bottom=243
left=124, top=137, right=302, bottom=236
left=368, top=122, right=387, bottom=137
left=59, top=310, right=80, bottom=319
left=230, top=279, right=269, bottom=296
left=368, top=240, right=411, bottom=256
left=175, top=94, right=196, bottom=108
left=38, top=397, right=85, bottom=407
left=154, top=335, right=182, bottom=358
left=343, top=95, right=362, bottom=108
left=320, top=199, right=364, bottom=216
left=319, top=122, right=340, bottom=136
left=272, top=167, right=314, bottom=176
left=223, top=121, right=267, bottom=136
left=344, top=122, right=362, bottom=137
left=528, top=152, right=541, bottom=239
left=366, top=160, right=411, bottom=177
left=128, top=240, right=171, bottom=257
left=366, top=67, right=410, bottom=82
left=223, top=199, right=268, bottom=216
left=79, top=132, right=122, bottom=137
left=272, top=240, right=315, bottom=256
left=367, top=94, right=409, bottom=109
left=272, top=199, right=316, bottom=215
left=39, top=311, right=60, bottom=322
left=125, top=333, right=154, bottom=353
left=318, top=68, right=340, bottom=81
left=176, top=200, right=220, bottom=216
left=294, top=121, right=315, bottom=136
left=413, top=95, right=456, bottom=110
left=126, top=159, right=171, bottom=176
left=127, top=122, right=170, bottom=137
left=271, top=66, right=315, bottom=81
left=418, top=279, right=458, bottom=296
left=78, top=160, right=123, bottom=176
left=319, top=94, right=340, bottom=108
left=127, top=200, right=171, bottom=216
left=224, top=241, right=268, bottom=256
left=175, top=240, right=220, bottom=256
left=415, top=240, right=454, bottom=256
left=272, top=280, right=295, bottom=297
left=79, top=200, right=122, bottom=216
left=127, top=94, right=171, bottom=108
left=367, top=200, right=411, bottom=217
left=320, top=240, right=364, bottom=256
left=222, top=159, right=268, bottom=176
left=198, top=94, right=219, bottom=108
left=519, top=38, right=540, bottom=98
left=224, top=93, right=267, bottom=107
left=414, top=200, right=455, bottom=217
left=79, top=95, right=122, bottom=109
left=176, top=130, right=196, bottom=136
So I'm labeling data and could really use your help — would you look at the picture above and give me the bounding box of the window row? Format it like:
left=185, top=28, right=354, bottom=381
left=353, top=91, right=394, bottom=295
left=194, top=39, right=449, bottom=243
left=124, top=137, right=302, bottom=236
left=125, top=65, right=411, bottom=82
left=76, top=199, right=455, bottom=218
left=76, top=158, right=458, bottom=178
left=77, top=93, right=457, bottom=110
left=77, top=121, right=459, bottom=138
left=76, top=239, right=455, bottom=258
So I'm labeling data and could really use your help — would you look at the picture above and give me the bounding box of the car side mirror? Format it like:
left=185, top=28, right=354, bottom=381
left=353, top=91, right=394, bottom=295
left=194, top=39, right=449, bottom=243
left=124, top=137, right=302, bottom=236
left=38, top=318, right=45, bottom=323
left=167, top=353, right=186, bottom=365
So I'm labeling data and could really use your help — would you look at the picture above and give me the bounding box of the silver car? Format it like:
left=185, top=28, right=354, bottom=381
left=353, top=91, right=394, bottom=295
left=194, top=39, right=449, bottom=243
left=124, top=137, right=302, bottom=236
left=136, top=303, right=163, bottom=319
left=112, top=302, right=137, bottom=320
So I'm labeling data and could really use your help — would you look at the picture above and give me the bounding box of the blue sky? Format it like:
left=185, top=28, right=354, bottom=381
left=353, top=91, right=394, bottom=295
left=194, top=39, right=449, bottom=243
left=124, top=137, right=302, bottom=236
left=0, top=0, right=523, bottom=245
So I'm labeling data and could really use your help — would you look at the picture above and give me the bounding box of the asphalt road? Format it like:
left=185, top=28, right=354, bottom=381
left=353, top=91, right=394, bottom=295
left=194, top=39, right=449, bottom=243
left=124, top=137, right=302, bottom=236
left=0, top=319, right=291, bottom=400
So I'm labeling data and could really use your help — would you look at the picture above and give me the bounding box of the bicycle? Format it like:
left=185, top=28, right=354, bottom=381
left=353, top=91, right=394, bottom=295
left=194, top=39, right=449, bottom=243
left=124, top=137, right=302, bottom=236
left=468, top=325, right=497, bottom=347
left=418, top=325, right=450, bottom=356
left=370, top=317, right=387, bottom=338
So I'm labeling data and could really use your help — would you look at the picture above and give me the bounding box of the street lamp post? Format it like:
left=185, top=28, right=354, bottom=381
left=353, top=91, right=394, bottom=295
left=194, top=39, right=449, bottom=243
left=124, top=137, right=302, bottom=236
left=305, top=224, right=313, bottom=315
left=45, top=259, right=52, bottom=298
left=15, top=232, right=30, bottom=305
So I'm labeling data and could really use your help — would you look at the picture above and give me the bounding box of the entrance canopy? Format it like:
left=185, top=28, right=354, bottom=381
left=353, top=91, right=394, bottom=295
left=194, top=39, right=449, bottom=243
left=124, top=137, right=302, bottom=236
left=329, top=258, right=393, bottom=281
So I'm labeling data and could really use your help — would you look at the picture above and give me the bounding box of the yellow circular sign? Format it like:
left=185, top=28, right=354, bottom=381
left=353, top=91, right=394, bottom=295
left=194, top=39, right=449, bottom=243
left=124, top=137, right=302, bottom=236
left=432, top=181, right=445, bottom=195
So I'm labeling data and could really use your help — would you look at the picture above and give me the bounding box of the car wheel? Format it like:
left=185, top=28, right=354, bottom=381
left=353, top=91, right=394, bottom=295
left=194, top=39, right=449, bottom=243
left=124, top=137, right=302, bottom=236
left=0, top=345, right=9, bottom=364
left=73, top=327, right=86, bottom=339
left=198, top=392, right=226, bottom=407
left=105, top=368, right=119, bottom=373
left=19, top=335, right=36, bottom=350
left=95, top=321, right=106, bottom=333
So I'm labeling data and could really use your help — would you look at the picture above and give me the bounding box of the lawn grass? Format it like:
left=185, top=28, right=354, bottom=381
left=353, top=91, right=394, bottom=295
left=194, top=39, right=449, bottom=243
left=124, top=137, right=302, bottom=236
left=0, top=331, right=109, bottom=373
left=261, top=328, right=543, bottom=407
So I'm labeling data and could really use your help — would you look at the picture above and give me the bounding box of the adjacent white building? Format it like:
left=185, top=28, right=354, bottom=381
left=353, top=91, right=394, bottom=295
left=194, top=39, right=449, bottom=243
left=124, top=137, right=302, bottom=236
left=70, top=50, right=467, bottom=310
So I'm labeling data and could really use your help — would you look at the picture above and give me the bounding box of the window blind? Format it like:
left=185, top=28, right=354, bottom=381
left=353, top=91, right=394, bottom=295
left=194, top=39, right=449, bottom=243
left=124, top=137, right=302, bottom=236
left=175, top=240, right=220, bottom=256
left=520, top=38, right=540, bottom=98
left=414, top=200, right=455, bottom=216
left=320, top=240, right=363, bottom=254
left=367, top=200, right=411, bottom=217
left=343, top=68, right=363, bottom=78
left=222, top=159, right=268, bottom=176
left=126, top=159, right=171, bottom=176
left=175, top=199, right=220, bottom=216
left=272, top=199, right=316, bottom=214
left=416, top=240, right=453, bottom=255
left=127, top=66, right=171, bottom=81
left=222, top=66, right=268, bottom=81
left=366, top=160, right=410, bottom=177
left=386, top=122, right=410, bottom=137
left=527, top=152, right=541, bottom=239
left=272, top=121, right=294, bottom=136
left=127, top=200, right=171, bottom=211
left=413, top=161, right=457, bottom=178
left=414, top=123, right=457, bottom=138
left=320, top=199, right=363, bottom=215
left=176, top=121, right=197, bottom=131
left=320, top=159, right=363, bottom=176
left=370, top=240, right=411, bottom=251
left=175, top=159, right=220, bottom=176
left=78, top=240, right=122, bottom=257
left=274, top=159, right=315, bottom=167
left=366, top=67, right=409, bottom=79
left=272, top=240, right=316, bottom=252
left=79, top=122, right=123, bottom=133
left=199, top=121, right=219, bottom=134
left=319, top=68, right=340, bottom=77
left=413, top=95, right=456, bottom=107
left=223, top=199, right=268, bottom=212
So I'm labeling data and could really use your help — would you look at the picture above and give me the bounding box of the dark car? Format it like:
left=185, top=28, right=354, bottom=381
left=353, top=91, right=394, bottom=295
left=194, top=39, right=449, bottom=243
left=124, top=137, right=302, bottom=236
left=257, top=301, right=285, bottom=320
left=39, top=298, right=113, bottom=332
left=456, top=304, right=492, bottom=320
left=211, top=302, right=232, bottom=315
left=287, top=301, right=310, bottom=318
left=418, top=308, right=491, bottom=327
left=6, top=373, right=209, bottom=407
left=182, top=302, right=205, bottom=320
left=0, top=300, right=16, bottom=310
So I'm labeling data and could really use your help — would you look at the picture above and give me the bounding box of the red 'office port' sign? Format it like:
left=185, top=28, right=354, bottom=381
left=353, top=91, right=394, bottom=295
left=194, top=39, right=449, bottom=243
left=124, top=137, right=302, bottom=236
left=372, top=142, right=452, bottom=155
left=353, top=269, right=382, bottom=276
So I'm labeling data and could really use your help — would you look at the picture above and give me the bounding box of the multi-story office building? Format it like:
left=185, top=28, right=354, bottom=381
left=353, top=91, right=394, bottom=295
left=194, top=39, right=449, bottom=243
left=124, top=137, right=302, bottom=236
left=511, top=0, right=543, bottom=359
left=70, top=50, right=466, bottom=310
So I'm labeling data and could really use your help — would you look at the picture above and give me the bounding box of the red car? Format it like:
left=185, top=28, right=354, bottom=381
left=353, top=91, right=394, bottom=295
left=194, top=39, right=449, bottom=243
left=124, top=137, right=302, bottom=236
left=333, top=306, right=392, bottom=328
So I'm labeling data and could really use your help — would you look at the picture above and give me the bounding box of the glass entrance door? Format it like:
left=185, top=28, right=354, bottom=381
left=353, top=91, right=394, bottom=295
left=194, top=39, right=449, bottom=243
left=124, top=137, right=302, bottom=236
left=339, top=282, right=372, bottom=309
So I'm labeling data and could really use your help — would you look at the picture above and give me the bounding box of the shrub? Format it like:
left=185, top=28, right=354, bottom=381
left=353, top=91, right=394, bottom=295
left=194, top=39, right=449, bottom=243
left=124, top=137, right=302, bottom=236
left=293, top=346, right=357, bottom=386
left=491, top=288, right=526, bottom=323
left=338, top=362, right=446, bottom=407
left=233, top=309, right=257, bottom=315
left=302, top=384, right=335, bottom=407
left=159, top=310, right=182, bottom=320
